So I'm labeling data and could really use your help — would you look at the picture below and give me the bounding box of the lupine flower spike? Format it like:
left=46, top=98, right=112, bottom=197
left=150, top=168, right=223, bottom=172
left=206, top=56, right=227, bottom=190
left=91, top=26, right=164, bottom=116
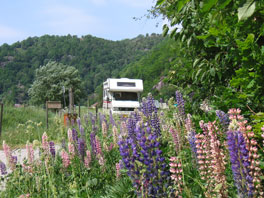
left=0, top=161, right=7, bottom=175
left=116, top=162, right=121, bottom=179
left=228, top=109, right=263, bottom=196
left=84, top=150, right=91, bottom=169
left=61, top=150, right=70, bottom=168
left=42, top=132, right=49, bottom=155
left=26, top=141, right=34, bottom=164
left=169, top=157, right=183, bottom=198
left=3, top=141, right=17, bottom=170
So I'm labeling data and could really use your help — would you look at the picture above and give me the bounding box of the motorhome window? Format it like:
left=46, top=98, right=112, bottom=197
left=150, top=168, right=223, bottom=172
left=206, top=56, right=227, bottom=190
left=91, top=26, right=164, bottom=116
left=117, top=82, right=136, bottom=87
left=113, top=92, right=138, bottom=101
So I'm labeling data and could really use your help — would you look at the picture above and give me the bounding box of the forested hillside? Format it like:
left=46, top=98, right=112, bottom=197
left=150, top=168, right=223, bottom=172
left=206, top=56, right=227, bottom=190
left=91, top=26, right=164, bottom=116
left=120, top=37, right=179, bottom=98
left=0, top=33, right=163, bottom=104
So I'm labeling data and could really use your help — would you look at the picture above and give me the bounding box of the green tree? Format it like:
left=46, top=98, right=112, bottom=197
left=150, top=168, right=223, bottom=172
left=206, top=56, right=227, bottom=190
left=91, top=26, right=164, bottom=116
left=28, top=61, right=82, bottom=105
left=152, top=0, right=264, bottom=113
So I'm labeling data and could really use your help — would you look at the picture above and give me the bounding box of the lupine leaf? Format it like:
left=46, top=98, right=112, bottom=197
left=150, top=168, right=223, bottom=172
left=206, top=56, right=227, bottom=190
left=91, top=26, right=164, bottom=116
left=238, top=0, right=256, bottom=21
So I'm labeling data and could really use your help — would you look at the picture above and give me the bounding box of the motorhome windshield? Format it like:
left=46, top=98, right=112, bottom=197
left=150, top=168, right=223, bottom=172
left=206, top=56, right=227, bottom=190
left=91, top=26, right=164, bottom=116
left=113, top=92, right=138, bottom=101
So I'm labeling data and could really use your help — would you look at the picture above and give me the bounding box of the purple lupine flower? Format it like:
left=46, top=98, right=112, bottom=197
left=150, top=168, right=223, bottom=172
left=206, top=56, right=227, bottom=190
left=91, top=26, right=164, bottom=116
left=119, top=159, right=124, bottom=169
left=0, top=161, right=7, bottom=175
left=119, top=110, right=169, bottom=197
left=90, top=132, right=96, bottom=155
left=89, top=112, right=95, bottom=127
left=61, top=139, right=67, bottom=150
left=109, top=110, right=116, bottom=126
left=216, top=110, right=230, bottom=129
left=72, top=128, right=78, bottom=143
left=188, top=131, right=197, bottom=160
left=175, top=91, right=185, bottom=116
left=84, top=115, right=88, bottom=126
left=80, top=125, right=85, bottom=137
left=99, top=113, right=107, bottom=128
left=141, top=94, right=161, bottom=136
left=227, top=131, right=254, bottom=197
left=49, top=141, right=56, bottom=158
left=77, top=118, right=81, bottom=130
left=78, top=138, right=86, bottom=161
left=71, top=119, right=75, bottom=126
left=11, top=156, right=17, bottom=165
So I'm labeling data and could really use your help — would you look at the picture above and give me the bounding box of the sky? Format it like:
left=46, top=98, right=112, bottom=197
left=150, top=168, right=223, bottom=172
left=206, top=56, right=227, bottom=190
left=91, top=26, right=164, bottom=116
left=0, top=0, right=164, bottom=45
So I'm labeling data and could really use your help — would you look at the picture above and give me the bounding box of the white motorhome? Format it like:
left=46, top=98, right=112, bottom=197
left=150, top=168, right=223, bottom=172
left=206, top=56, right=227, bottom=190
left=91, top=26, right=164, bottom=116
left=103, top=78, right=143, bottom=114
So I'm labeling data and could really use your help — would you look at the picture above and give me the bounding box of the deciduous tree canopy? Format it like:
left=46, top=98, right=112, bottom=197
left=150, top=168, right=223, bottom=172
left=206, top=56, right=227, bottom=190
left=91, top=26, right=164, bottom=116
left=152, top=0, right=264, bottom=113
left=28, top=61, right=82, bottom=105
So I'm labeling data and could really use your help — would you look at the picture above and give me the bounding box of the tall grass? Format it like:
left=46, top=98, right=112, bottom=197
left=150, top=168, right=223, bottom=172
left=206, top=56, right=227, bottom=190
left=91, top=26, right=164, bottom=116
left=0, top=105, right=60, bottom=148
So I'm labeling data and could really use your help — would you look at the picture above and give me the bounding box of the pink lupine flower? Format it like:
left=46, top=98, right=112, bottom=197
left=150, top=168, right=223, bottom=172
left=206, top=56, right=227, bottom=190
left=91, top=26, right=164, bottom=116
left=61, top=150, right=70, bottom=168
left=42, top=132, right=49, bottom=154
left=169, top=127, right=180, bottom=153
left=95, top=136, right=102, bottom=156
left=68, top=142, right=75, bottom=159
left=3, top=141, right=11, bottom=161
left=116, top=162, right=121, bottom=179
left=19, top=194, right=30, bottom=198
left=26, top=141, right=34, bottom=164
left=67, top=128, right=73, bottom=142
left=22, top=163, right=33, bottom=173
left=98, top=154, right=105, bottom=167
left=169, top=157, right=183, bottom=197
left=102, top=121, right=108, bottom=138
left=112, top=125, right=118, bottom=148
left=108, top=143, right=114, bottom=151
left=3, top=141, right=16, bottom=170
left=84, top=150, right=91, bottom=168
left=185, top=114, right=192, bottom=132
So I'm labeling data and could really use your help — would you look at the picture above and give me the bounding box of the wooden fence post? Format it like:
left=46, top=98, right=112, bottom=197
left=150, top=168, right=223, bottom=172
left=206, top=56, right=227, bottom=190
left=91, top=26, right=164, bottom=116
left=46, top=101, right=48, bottom=129
left=78, top=103, right=81, bottom=118
left=96, top=105, right=98, bottom=121
left=0, top=103, right=3, bottom=137
left=69, top=88, right=74, bottom=114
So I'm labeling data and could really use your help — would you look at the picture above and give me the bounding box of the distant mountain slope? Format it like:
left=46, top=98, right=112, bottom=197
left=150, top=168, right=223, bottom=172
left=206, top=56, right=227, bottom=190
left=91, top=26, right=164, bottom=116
left=0, top=34, right=163, bottom=103
left=119, top=37, right=178, bottom=98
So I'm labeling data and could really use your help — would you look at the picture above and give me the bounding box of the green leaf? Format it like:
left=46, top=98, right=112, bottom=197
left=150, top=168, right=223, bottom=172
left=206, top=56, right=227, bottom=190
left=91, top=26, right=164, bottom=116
left=210, top=68, right=215, bottom=77
left=162, top=24, right=169, bottom=37
left=187, top=37, right=192, bottom=47
left=261, top=46, right=264, bottom=55
left=171, top=17, right=178, bottom=26
left=201, top=0, right=218, bottom=13
left=195, top=69, right=202, bottom=80
left=218, top=0, right=232, bottom=9
left=217, top=71, right=222, bottom=80
left=156, top=0, right=165, bottom=6
left=170, top=27, right=178, bottom=38
left=177, top=0, right=191, bottom=12
left=247, top=79, right=255, bottom=89
left=214, top=183, right=222, bottom=192
left=193, top=58, right=201, bottom=68
left=200, top=72, right=207, bottom=82
left=238, top=0, right=256, bottom=21
left=196, top=34, right=210, bottom=40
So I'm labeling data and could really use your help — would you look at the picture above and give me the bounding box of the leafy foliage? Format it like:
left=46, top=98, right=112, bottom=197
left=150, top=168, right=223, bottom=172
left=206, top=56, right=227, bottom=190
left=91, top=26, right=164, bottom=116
left=28, top=61, right=82, bottom=105
left=152, top=0, right=264, bottom=115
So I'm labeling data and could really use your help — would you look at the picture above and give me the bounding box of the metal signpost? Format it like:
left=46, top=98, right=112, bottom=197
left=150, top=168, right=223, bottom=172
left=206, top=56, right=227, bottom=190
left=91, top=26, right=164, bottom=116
left=46, top=101, right=62, bottom=129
